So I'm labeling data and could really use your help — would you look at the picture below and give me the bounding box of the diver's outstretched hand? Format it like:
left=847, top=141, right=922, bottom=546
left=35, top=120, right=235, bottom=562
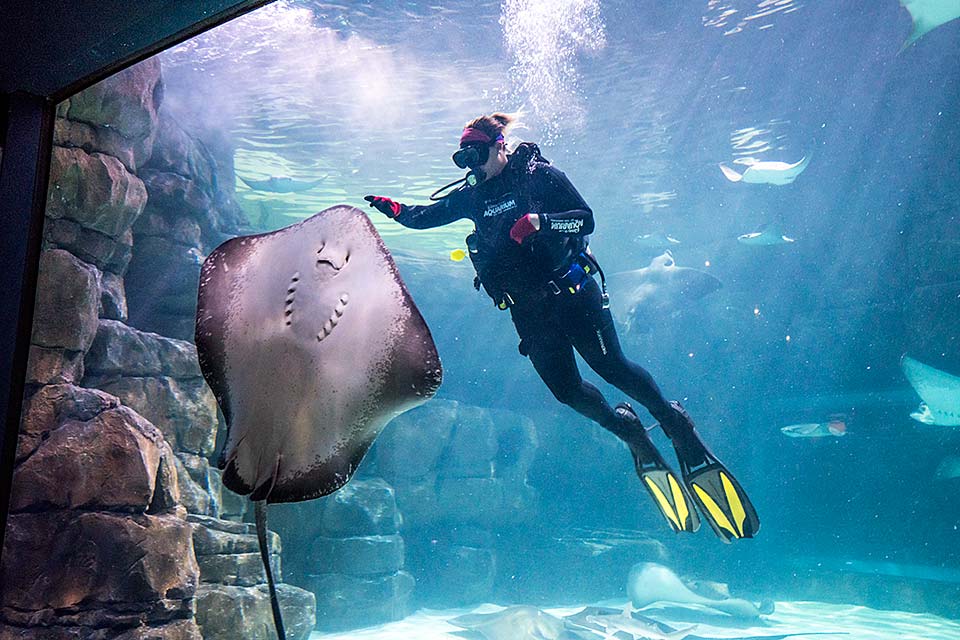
left=364, top=195, right=402, bottom=218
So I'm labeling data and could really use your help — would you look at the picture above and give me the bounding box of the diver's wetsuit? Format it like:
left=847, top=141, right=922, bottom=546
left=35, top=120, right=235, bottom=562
left=390, top=149, right=678, bottom=442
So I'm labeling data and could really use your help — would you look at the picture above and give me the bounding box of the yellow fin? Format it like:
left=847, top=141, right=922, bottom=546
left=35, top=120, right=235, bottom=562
left=720, top=471, right=747, bottom=537
left=693, top=483, right=739, bottom=538
left=668, top=474, right=691, bottom=530
left=644, top=476, right=681, bottom=531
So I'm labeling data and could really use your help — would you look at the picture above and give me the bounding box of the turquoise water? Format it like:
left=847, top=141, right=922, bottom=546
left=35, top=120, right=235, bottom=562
left=159, top=0, right=960, bottom=635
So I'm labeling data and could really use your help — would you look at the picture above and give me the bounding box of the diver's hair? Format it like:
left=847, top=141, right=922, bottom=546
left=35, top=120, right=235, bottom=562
left=464, top=112, right=520, bottom=143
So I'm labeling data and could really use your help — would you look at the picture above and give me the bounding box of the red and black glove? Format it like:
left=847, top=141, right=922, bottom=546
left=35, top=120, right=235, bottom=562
left=509, top=213, right=541, bottom=244
left=364, top=195, right=402, bottom=218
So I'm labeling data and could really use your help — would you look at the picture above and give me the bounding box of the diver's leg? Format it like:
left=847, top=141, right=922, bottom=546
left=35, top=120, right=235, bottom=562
left=565, top=279, right=707, bottom=463
left=566, top=282, right=758, bottom=539
left=512, top=306, right=637, bottom=442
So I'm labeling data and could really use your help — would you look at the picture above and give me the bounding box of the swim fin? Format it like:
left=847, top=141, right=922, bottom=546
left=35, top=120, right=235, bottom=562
left=616, top=403, right=700, bottom=534
left=663, top=401, right=760, bottom=543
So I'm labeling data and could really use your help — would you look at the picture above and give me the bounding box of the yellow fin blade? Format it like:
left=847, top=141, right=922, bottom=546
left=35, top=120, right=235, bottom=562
left=644, top=476, right=681, bottom=531
left=692, top=483, right=739, bottom=538
left=668, top=474, right=691, bottom=530
left=720, top=471, right=747, bottom=536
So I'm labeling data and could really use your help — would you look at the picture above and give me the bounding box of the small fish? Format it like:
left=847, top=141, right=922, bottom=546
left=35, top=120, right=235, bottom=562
left=780, top=418, right=847, bottom=438
left=450, top=248, right=467, bottom=262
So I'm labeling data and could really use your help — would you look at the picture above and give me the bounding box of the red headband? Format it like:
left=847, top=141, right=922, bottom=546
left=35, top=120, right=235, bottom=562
left=460, top=127, right=504, bottom=146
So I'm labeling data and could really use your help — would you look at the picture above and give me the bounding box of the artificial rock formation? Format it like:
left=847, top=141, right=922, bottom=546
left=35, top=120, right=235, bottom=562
left=271, top=479, right=412, bottom=632
left=3, top=57, right=314, bottom=640
left=371, top=400, right=540, bottom=607
left=0, top=384, right=199, bottom=638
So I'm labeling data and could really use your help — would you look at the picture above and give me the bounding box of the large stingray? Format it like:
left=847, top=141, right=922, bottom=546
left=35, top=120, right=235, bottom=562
left=238, top=174, right=325, bottom=193
left=900, top=0, right=960, bottom=48
left=609, top=251, right=722, bottom=332
left=901, top=355, right=960, bottom=426
left=195, top=204, right=442, bottom=637
left=719, top=157, right=809, bottom=185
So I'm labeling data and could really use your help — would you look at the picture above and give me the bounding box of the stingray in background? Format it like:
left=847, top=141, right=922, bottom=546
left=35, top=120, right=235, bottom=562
left=635, top=232, right=682, bottom=249
left=719, top=157, right=810, bottom=185
left=449, top=606, right=570, bottom=640
left=900, top=0, right=960, bottom=48
left=195, top=204, right=442, bottom=639
left=565, top=606, right=836, bottom=640
left=609, top=251, right=722, bottom=332
left=901, top=355, right=960, bottom=426
left=238, top=174, right=326, bottom=192
left=585, top=604, right=697, bottom=640
left=737, top=224, right=795, bottom=246
left=628, top=563, right=773, bottom=621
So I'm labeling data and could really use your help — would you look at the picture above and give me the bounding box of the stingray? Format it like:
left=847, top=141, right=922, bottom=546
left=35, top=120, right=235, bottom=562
left=635, top=232, right=682, bottom=248
left=585, top=604, right=697, bottom=640
left=719, top=157, right=809, bottom=185
left=565, top=606, right=835, bottom=640
left=609, top=251, right=722, bottom=332
left=900, top=0, right=960, bottom=48
left=901, top=355, right=960, bottom=426
left=448, top=606, right=567, bottom=640
left=238, top=174, right=326, bottom=193
left=737, top=224, right=795, bottom=246
left=628, top=563, right=772, bottom=621
left=195, top=204, right=442, bottom=638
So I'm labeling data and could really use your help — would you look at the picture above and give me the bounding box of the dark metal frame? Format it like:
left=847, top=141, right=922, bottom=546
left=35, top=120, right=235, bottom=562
left=0, top=0, right=275, bottom=563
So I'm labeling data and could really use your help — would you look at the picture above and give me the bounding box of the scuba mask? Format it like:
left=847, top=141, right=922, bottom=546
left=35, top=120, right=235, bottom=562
left=452, top=129, right=504, bottom=186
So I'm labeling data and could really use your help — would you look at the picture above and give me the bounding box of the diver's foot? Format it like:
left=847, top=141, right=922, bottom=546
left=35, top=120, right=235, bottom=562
left=659, top=401, right=761, bottom=541
left=617, top=402, right=701, bottom=533
left=661, top=400, right=709, bottom=470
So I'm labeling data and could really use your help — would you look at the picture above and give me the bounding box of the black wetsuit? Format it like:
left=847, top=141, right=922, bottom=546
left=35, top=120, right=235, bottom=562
left=392, top=149, right=677, bottom=441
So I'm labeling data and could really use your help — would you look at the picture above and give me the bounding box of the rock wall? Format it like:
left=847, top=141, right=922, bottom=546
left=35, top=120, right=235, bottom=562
left=268, top=399, right=548, bottom=630
left=2, top=59, right=313, bottom=639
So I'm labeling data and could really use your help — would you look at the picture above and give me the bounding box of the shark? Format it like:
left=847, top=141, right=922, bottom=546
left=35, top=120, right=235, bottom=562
left=719, top=156, right=810, bottom=185
left=900, top=0, right=960, bottom=48
left=901, top=355, right=960, bottom=426
left=608, top=251, right=722, bottom=332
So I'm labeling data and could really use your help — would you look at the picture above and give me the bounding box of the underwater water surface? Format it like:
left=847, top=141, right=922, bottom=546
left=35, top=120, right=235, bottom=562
left=152, top=0, right=960, bottom=636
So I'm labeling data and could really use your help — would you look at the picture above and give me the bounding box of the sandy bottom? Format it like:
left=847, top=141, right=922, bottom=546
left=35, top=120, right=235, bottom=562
left=311, top=600, right=960, bottom=640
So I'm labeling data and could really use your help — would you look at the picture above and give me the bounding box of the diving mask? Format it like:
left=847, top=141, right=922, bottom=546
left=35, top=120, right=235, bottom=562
left=452, top=129, right=504, bottom=186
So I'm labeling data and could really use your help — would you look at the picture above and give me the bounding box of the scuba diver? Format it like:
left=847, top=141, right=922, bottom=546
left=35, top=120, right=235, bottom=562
left=364, top=113, right=759, bottom=542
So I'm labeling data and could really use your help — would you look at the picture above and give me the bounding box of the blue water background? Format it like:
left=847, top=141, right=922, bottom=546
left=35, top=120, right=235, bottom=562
left=161, top=0, right=960, bottom=603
